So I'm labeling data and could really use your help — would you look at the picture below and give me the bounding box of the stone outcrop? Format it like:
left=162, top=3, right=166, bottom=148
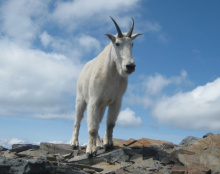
left=0, top=134, right=219, bottom=174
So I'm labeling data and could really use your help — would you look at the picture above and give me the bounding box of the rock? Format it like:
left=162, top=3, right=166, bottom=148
left=40, top=142, right=77, bottom=156
left=174, top=134, right=220, bottom=173
left=123, top=138, right=137, bottom=146
left=65, top=163, right=103, bottom=173
left=203, top=132, right=214, bottom=138
left=0, top=157, right=87, bottom=174
left=170, top=166, right=188, bottom=174
left=170, top=165, right=211, bottom=174
left=141, top=145, right=169, bottom=161
left=3, top=151, right=19, bottom=159
left=10, top=144, right=39, bottom=153
left=138, top=138, right=170, bottom=147
left=0, top=135, right=219, bottom=174
left=113, top=138, right=171, bottom=147
left=179, top=136, right=201, bottom=147
left=17, top=149, right=43, bottom=158
left=68, top=148, right=129, bottom=165
left=0, top=146, right=8, bottom=152
left=199, top=146, right=220, bottom=173
left=92, top=162, right=124, bottom=174
left=163, top=142, right=177, bottom=150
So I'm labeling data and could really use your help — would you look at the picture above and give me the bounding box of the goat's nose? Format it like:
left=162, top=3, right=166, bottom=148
left=126, top=64, right=136, bottom=71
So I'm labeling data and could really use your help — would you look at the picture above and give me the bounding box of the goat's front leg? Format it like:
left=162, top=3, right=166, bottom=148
left=71, top=98, right=86, bottom=149
left=86, top=103, right=101, bottom=157
left=104, top=101, right=121, bottom=150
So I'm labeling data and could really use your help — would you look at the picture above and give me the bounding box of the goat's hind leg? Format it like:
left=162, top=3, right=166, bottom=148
left=71, top=98, right=86, bottom=149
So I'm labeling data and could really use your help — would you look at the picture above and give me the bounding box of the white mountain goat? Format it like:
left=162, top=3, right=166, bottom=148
left=71, top=17, right=142, bottom=157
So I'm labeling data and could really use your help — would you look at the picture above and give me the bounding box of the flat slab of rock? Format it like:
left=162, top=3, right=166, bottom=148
left=113, top=138, right=171, bottom=147
left=92, top=162, right=124, bottom=174
left=10, top=144, right=39, bottom=153
left=0, top=157, right=87, bottom=174
left=68, top=148, right=129, bottom=165
left=40, top=142, right=77, bottom=156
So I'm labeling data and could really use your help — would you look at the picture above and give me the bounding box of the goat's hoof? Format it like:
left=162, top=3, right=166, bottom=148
left=86, top=151, right=97, bottom=158
left=104, top=144, right=114, bottom=151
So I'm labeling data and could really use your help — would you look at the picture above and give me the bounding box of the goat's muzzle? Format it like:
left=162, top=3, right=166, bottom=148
left=126, top=64, right=136, bottom=73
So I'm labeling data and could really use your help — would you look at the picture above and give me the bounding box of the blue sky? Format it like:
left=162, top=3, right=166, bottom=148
left=0, top=0, right=220, bottom=148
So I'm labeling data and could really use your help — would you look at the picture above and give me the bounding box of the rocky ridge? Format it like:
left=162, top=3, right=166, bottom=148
left=0, top=133, right=219, bottom=174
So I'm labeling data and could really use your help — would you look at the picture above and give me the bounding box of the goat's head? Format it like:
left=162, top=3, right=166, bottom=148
left=106, top=17, right=143, bottom=76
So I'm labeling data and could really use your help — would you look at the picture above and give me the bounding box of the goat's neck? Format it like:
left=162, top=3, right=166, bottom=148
left=104, top=43, right=124, bottom=79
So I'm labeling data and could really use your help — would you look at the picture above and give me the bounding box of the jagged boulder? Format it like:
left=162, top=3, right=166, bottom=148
left=179, top=136, right=201, bottom=147
left=174, top=134, right=220, bottom=173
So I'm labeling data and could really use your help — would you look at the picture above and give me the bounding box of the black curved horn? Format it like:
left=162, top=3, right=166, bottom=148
left=126, top=18, right=134, bottom=38
left=110, top=16, right=123, bottom=38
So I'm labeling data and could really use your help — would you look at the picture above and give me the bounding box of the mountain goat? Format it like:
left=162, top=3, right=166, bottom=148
left=71, top=17, right=142, bottom=157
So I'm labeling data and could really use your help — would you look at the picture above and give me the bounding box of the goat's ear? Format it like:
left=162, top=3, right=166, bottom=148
left=131, top=33, right=143, bottom=40
left=105, top=34, right=116, bottom=43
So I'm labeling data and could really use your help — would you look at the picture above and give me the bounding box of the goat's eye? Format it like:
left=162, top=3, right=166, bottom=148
left=116, top=43, right=120, bottom=46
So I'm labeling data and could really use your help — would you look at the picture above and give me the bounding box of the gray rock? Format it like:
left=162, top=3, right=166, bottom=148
left=68, top=148, right=129, bottom=165
left=40, top=142, right=77, bottom=156
left=179, top=136, right=201, bottom=147
left=0, top=156, right=88, bottom=174
left=141, top=145, right=169, bottom=161
left=162, top=142, right=177, bottom=150
left=2, top=151, right=19, bottom=159
left=203, top=132, right=214, bottom=138
left=10, top=144, right=39, bottom=153
left=0, top=146, right=8, bottom=152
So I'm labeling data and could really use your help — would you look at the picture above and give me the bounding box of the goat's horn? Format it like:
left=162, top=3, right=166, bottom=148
left=126, top=18, right=134, bottom=38
left=110, top=16, right=123, bottom=38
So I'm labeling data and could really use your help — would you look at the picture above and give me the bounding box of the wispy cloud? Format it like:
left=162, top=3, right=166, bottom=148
left=126, top=70, right=190, bottom=108
left=78, top=35, right=101, bottom=54
left=0, top=138, right=71, bottom=149
left=0, top=38, right=82, bottom=119
left=144, top=21, right=161, bottom=32
left=51, top=0, right=140, bottom=30
left=0, top=0, right=48, bottom=46
left=152, top=78, right=220, bottom=130
left=0, top=138, right=27, bottom=149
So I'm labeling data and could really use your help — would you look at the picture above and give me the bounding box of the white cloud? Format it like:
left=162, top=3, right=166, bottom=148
left=0, top=0, right=48, bottom=46
left=143, top=74, right=170, bottom=95
left=40, top=31, right=53, bottom=47
left=0, top=138, right=71, bottom=149
left=126, top=70, right=190, bottom=108
left=143, top=70, right=188, bottom=96
left=0, top=38, right=82, bottom=119
left=0, top=138, right=27, bottom=149
left=145, top=21, right=161, bottom=32
left=127, top=72, right=220, bottom=131
left=52, top=0, right=139, bottom=29
left=78, top=35, right=101, bottom=53
left=117, top=107, right=142, bottom=127
left=152, top=78, right=220, bottom=130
